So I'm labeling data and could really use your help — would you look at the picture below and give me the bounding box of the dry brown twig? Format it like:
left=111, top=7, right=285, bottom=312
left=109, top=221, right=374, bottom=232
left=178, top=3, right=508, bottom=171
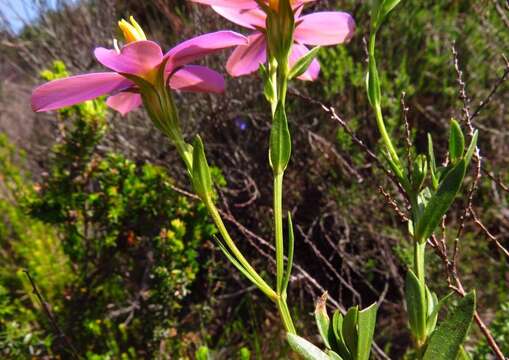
left=24, top=270, right=80, bottom=360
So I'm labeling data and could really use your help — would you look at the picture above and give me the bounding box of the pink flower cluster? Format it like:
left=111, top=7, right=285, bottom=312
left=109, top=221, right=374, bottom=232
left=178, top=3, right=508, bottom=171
left=32, top=1, right=355, bottom=115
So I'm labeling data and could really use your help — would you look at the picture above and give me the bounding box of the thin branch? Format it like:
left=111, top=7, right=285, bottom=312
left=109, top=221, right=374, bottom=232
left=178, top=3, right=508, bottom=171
left=24, top=270, right=80, bottom=360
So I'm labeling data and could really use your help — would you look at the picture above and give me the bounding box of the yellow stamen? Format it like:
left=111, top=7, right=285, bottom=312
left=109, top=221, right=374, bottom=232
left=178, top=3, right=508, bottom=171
left=118, top=16, right=146, bottom=43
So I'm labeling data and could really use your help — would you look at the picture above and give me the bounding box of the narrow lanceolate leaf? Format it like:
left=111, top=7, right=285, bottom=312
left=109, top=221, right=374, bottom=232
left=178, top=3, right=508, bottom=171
left=287, top=333, right=330, bottom=360
left=449, top=119, right=465, bottom=164
left=282, top=212, right=295, bottom=295
left=423, top=292, right=476, bottom=360
left=426, top=291, right=453, bottom=336
left=289, top=46, right=321, bottom=79
left=356, top=303, right=377, bottom=360
left=428, top=134, right=438, bottom=190
left=331, top=311, right=350, bottom=359
left=457, top=346, right=472, bottom=360
left=372, top=0, right=403, bottom=31
left=464, top=130, right=478, bottom=167
left=315, top=293, right=331, bottom=349
left=379, top=0, right=403, bottom=24
left=327, top=350, right=344, bottom=360
left=414, top=159, right=467, bottom=244
left=269, top=102, right=292, bottom=174
left=214, top=237, right=260, bottom=292
left=342, top=306, right=359, bottom=356
left=192, top=135, right=213, bottom=199
left=405, top=270, right=427, bottom=342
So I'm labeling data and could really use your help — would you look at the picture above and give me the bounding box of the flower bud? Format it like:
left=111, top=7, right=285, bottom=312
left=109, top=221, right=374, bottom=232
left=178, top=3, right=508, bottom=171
left=265, top=0, right=295, bottom=64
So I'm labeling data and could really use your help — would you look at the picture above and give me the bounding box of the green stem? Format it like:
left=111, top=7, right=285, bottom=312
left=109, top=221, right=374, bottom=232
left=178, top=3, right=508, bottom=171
left=374, top=103, right=401, bottom=166
left=269, top=51, right=296, bottom=335
left=167, top=119, right=277, bottom=301
left=413, top=241, right=426, bottom=286
left=277, top=295, right=296, bottom=334
left=205, top=197, right=278, bottom=301
left=269, top=57, right=278, bottom=115
left=368, top=33, right=401, bottom=168
left=274, top=172, right=284, bottom=294
left=413, top=240, right=428, bottom=352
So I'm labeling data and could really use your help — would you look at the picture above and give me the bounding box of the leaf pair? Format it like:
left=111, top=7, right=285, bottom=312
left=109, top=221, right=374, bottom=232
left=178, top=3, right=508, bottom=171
left=423, top=292, right=476, bottom=359
left=270, top=103, right=292, bottom=175
left=405, top=273, right=476, bottom=358
left=315, top=294, right=377, bottom=360
left=371, top=0, right=403, bottom=32
left=414, top=120, right=478, bottom=244
left=191, top=136, right=213, bottom=200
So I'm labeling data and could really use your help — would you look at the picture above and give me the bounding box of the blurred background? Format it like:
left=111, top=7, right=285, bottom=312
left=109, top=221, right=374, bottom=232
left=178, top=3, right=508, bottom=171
left=0, top=0, right=508, bottom=359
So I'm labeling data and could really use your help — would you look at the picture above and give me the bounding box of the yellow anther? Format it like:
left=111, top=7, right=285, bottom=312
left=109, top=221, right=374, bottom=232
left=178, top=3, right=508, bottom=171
left=118, top=16, right=146, bottom=43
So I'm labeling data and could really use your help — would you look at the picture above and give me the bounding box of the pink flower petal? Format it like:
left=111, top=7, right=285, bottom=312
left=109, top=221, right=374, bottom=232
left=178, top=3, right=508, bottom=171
left=289, top=43, right=320, bottom=81
left=226, top=32, right=267, bottom=77
left=106, top=92, right=142, bottom=116
left=294, top=12, right=355, bottom=46
left=95, top=40, right=164, bottom=77
left=32, top=72, right=132, bottom=112
left=170, top=65, right=225, bottom=93
left=211, top=6, right=266, bottom=30
left=190, top=0, right=258, bottom=8
left=166, top=31, right=248, bottom=71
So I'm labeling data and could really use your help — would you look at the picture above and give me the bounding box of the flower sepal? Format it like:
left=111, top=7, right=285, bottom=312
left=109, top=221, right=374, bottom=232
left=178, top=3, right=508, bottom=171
left=265, top=0, right=295, bottom=66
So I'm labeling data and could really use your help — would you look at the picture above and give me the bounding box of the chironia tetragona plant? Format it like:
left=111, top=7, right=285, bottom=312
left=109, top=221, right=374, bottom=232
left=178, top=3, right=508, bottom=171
left=29, top=0, right=497, bottom=358
left=366, top=0, right=478, bottom=358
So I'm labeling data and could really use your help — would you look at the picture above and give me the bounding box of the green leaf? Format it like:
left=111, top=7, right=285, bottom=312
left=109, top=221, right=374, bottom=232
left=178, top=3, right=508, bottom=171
left=281, top=211, right=294, bottom=295
left=192, top=136, right=213, bottom=199
left=342, top=306, right=359, bottom=356
left=269, top=102, right=292, bottom=174
left=214, top=237, right=261, bottom=292
left=331, top=311, right=351, bottom=360
left=315, top=293, right=331, bottom=349
left=405, top=269, right=427, bottom=342
left=195, top=345, right=210, bottom=360
left=411, top=154, right=428, bottom=192
left=426, top=292, right=453, bottom=336
left=415, top=159, right=467, bottom=243
left=380, top=0, right=403, bottom=22
left=289, top=46, right=321, bottom=79
left=449, top=119, right=465, bottom=164
left=423, top=291, right=476, bottom=360
left=464, top=130, right=478, bottom=167
left=457, top=346, right=472, bottom=360
left=372, top=0, right=403, bottom=31
left=287, top=333, right=330, bottom=360
left=428, top=134, right=438, bottom=190
left=356, top=303, right=377, bottom=360
left=327, top=350, right=344, bottom=360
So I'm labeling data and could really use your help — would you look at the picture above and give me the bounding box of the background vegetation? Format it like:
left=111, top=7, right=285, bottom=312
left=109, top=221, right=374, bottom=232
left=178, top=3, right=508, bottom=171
left=0, top=0, right=508, bottom=358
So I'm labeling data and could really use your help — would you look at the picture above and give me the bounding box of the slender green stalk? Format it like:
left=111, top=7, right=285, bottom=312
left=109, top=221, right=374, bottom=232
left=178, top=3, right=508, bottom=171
left=274, top=173, right=284, bottom=294
left=269, top=50, right=296, bottom=334
left=413, top=241, right=426, bottom=286
left=269, top=57, right=278, bottom=116
left=277, top=295, right=296, bottom=334
left=368, top=33, right=401, bottom=168
left=374, top=103, right=401, bottom=167
left=163, top=102, right=277, bottom=301
left=204, top=197, right=278, bottom=301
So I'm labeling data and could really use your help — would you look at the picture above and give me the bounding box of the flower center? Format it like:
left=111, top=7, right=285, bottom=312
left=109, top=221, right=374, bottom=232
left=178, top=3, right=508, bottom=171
left=118, top=16, right=146, bottom=43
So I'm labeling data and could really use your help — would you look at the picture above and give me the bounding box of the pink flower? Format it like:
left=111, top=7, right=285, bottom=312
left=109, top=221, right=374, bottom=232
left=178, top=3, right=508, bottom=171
left=32, top=31, right=247, bottom=116
left=190, top=0, right=355, bottom=81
